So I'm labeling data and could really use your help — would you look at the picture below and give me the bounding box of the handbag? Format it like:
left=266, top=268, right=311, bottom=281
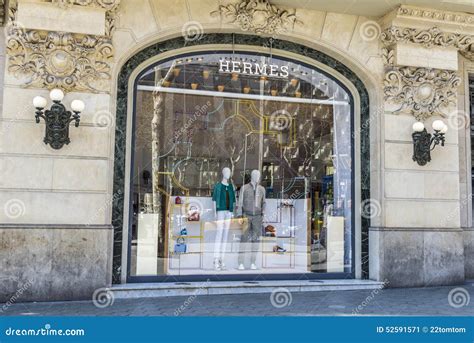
left=174, top=237, right=187, bottom=253
left=180, top=228, right=188, bottom=236
left=175, top=196, right=182, bottom=205
left=187, top=205, right=200, bottom=221
left=265, top=225, right=276, bottom=237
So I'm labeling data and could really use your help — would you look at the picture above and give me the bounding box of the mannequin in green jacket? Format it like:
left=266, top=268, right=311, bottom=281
left=212, top=167, right=236, bottom=271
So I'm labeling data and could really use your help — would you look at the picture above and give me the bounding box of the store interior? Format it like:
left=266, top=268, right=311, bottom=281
left=128, top=52, right=353, bottom=278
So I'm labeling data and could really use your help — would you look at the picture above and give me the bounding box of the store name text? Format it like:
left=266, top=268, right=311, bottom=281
left=219, top=61, right=289, bottom=78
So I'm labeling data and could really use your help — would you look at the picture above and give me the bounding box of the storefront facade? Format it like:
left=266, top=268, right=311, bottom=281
left=0, top=0, right=473, bottom=301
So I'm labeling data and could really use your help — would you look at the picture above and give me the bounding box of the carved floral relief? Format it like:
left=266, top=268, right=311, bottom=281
left=212, top=0, right=299, bottom=35
left=384, top=67, right=461, bottom=121
left=5, top=0, right=118, bottom=93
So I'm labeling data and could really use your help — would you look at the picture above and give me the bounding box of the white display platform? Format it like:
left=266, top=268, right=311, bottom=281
left=136, top=213, right=160, bottom=275
left=326, top=216, right=345, bottom=272
left=167, top=196, right=309, bottom=275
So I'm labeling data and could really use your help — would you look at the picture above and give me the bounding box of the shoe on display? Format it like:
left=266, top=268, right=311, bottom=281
left=250, top=263, right=257, bottom=270
left=273, top=245, right=287, bottom=253
left=238, top=264, right=245, bottom=270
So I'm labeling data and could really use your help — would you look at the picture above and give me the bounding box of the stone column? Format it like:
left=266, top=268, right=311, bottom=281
left=0, top=0, right=119, bottom=301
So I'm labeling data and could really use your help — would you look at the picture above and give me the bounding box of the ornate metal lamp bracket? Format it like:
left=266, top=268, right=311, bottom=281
left=33, top=89, right=85, bottom=150
left=412, top=121, right=447, bottom=166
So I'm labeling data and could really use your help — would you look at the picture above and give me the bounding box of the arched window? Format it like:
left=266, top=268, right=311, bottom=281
left=129, top=51, right=354, bottom=280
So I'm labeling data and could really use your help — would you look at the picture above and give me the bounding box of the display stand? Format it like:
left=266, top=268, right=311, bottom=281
left=326, top=216, right=344, bottom=272
left=168, top=200, right=204, bottom=272
left=136, top=213, right=160, bottom=275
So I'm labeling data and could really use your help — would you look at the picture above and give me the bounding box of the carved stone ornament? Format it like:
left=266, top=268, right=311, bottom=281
left=381, top=26, right=474, bottom=50
left=397, top=6, right=474, bottom=25
left=384, top=67, right=461, bottom=121
left=6, top=1, right=116, bottom=93
left=381, top=48, right=394, bottom=66
left=212, top=0, right=299, bottom=35
left=0, top=0, right=5, bottom=26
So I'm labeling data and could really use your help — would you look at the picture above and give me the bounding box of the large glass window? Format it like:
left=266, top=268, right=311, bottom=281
left=129, top=51, right=353, bottom=278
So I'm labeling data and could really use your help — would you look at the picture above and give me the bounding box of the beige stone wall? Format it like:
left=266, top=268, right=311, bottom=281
left=0, top=0, right=115, bottom=225
left=0, top=1, right=472, bottom=285
left=0, top=0, right=385, bottom=227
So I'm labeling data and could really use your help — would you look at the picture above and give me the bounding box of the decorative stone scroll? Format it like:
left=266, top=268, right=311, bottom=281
left=52, top=0, right=120, bottom=11
left=7, top=28, right=113, bottom=92
left=5, top=0, right=118, bottom=92
left=212, top=0, right=299, bottom=36
left=381, top=26, right=473, bottom=50
left=396, top=5, right=474, bottom=26
left=384, top=67, right=461, bottom=121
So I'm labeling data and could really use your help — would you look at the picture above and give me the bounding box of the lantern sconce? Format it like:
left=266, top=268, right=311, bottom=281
left=412, top=120, right=448, bottom=166
left=33, top=89, right=85, bottom=150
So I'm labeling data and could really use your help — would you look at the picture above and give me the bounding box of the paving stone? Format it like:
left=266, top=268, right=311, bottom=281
left=1, top=285, right=473, bottom=316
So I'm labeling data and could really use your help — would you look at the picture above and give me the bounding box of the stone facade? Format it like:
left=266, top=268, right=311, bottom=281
left=0, top=0, right=473, bottom=301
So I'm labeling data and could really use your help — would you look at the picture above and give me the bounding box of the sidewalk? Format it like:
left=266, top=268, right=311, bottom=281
left=1, top=284, right=473, bottom=317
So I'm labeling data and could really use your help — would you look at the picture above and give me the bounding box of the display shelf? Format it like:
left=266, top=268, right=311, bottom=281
left=262, top=236, right=295, bottom=240
left=165, top=196, right=307, bottom=273
left=171, top=235, right=203, bottom=239
left=168, top=197, right=205, bottom=271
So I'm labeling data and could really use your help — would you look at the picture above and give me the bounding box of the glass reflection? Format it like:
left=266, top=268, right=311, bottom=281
left=130, top=52, right=353, bottom=277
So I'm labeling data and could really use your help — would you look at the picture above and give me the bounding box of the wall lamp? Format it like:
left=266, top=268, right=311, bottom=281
left=33, top=89, right=85, bottom=150
left=412, top=120, right=448, bottom=166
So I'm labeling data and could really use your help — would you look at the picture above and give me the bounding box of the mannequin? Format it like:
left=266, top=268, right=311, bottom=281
left=237, top=170, right=266, bottom=270
left=212, top=167, right=236, bottom=271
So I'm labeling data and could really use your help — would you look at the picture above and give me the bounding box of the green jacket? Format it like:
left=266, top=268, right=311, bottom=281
left=212, top=182, right=236, bottom=212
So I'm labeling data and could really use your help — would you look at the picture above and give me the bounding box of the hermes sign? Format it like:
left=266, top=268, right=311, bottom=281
left=219, top=60, right=289, bottom=78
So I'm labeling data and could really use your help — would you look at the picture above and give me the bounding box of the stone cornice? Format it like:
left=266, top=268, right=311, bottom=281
left=396, top=5, right=474, bottom=26
left=381, top=26, right=474, bottom=50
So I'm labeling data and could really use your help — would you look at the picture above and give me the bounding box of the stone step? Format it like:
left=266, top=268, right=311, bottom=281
left=110, top=279, right=385, bottom=299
